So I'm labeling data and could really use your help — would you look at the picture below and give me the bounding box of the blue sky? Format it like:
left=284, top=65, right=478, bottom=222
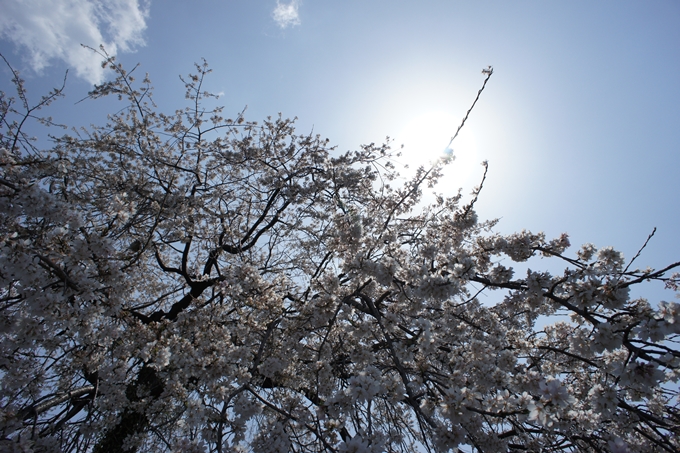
left=2, top=0, right=679, bottom=300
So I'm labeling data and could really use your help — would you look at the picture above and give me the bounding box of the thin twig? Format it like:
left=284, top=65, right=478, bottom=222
left=622, top=227, right=656, bottom=274
left=446, top=66, right=494, bottom=150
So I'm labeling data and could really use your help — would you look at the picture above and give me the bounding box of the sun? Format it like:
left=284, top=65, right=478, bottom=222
left=392, top=111, right=481, bottom=198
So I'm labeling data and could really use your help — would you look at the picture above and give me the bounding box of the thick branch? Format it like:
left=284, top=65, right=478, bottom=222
left=19, top=386, right=95, bottom=421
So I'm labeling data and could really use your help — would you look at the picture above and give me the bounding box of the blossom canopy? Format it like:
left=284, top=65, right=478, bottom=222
left=1, top=55, right=679, bottom=453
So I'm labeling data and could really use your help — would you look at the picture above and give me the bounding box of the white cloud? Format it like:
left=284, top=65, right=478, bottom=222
left=272, top=0, right=301, bottom=29
left=0, top=0, right=150, bottom=85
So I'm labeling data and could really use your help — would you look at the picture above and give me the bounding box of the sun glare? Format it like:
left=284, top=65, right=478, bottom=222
left=393, top=111, right=481, bottom=199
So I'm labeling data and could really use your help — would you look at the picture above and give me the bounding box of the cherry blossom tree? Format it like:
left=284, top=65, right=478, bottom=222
left=1, top=53, right=679, bottom=452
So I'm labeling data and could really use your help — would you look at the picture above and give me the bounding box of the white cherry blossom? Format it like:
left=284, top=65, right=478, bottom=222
left=1, top=55, right=678, bottom=452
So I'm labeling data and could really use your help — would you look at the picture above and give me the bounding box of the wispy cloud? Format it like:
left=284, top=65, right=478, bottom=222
left=272, top=0, right=301, bottom=29
left=0, top=0, right=150, bottom=85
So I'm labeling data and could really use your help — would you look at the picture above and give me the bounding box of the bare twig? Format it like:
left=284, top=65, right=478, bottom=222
left=446, top=66, right=494, bottom=150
